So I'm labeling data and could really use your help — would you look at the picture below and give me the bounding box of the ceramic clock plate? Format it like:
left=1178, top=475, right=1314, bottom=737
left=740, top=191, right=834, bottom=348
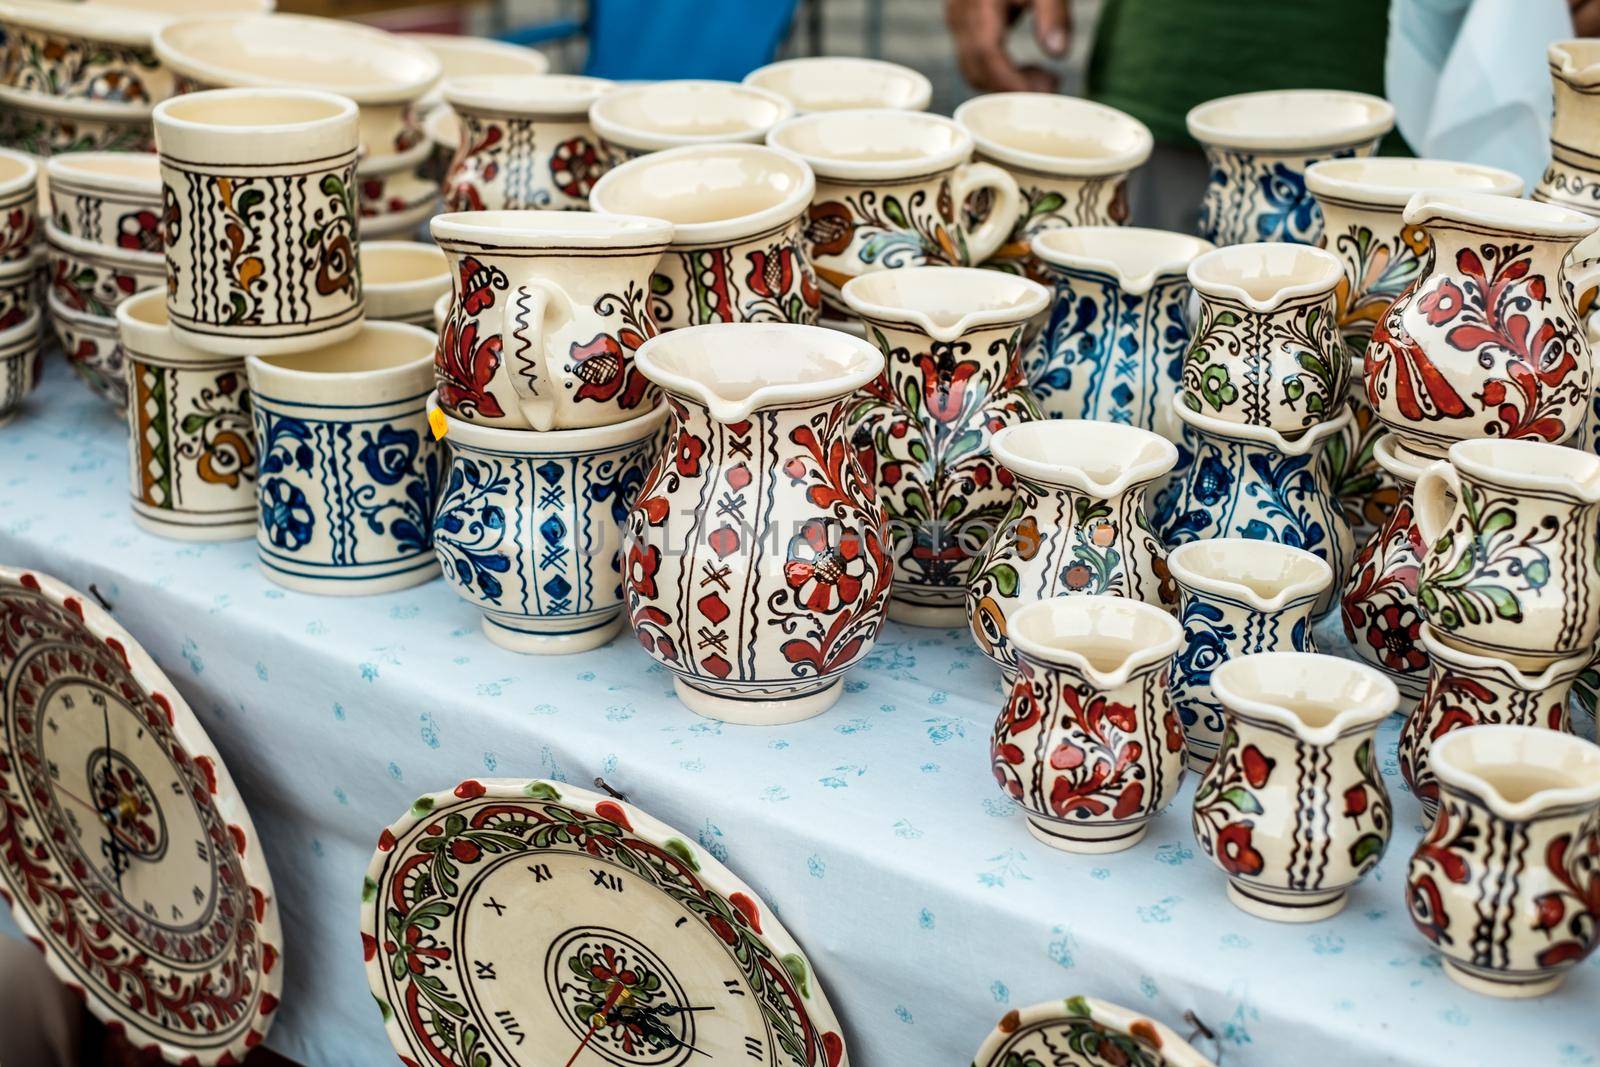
left=971, top=997, right=1214, bottom=1067
left=0, top=567, right=282, bottom=1063
left=362, top=778, right=848, bottom=1066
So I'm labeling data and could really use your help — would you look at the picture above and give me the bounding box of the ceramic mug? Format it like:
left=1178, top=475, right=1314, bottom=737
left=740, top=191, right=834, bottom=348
left=590, top=143, right=821, bottom=327
left=768, top=109, right=1023, bottom=315
left=430, top=210, right=674, bottom=431
left=590, top=80, right=794, bottom=160
left=743, top=56, right=931, bottom=114
left=0, top=83, right=156, bottom=156
left=0, top=309, right=44, bottom=426
left=0, top=250, right=39, bottom=333
left=361, top=241, right=450, bottom=327
left=443, top=74, right=614, bottom=211
left=1536, top=40, right=1600, bottom=215
left=116, top=290, right=256, bottom=541
left=46, top=220, right=164, bottom=319
left=45, top=151, right=163, bottom=253
left=245, top=322, right=442, bottom=595
left=155, top=87, right=364, bottom=356
left=357, top=139, right=439, bottom=240
left=48, top=294, right=128, bottom=408
left=405, top=32, right=550, bottom=118
left=0, top=148, right=39, bottom=262
left=992, top=595, right=1186, bottom=853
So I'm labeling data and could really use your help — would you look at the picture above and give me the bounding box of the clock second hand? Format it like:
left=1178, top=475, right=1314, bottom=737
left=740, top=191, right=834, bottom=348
left=563, top=983, right=627, bottom=1067
left=50, top=781, right=144, bottom=855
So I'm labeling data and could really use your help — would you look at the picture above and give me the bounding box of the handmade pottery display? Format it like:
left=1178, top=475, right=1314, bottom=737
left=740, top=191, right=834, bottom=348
left=1414, top=438, right=1600, bottom=663
left=361, top=241, right=449, bottom=327
left=953, top=93, right=1153, bottom=277
left=356, top=138, right=438, bottom=240
left=1026, top=226, right=1212, bottom=434
left=0, top=84, right=156, bottom=155
left=430, top=210, right=673, bottom=431
left=443, top=74, right=613, bottom=212
left=590, top=80, right=794, bottom=160
left=432, top=400, right=666, bottom=653
left=245, top=322, right=441, bottom=595
left=1181, top=242, right=1345, bottom=438
left=1367, top=191, right=1599, bottom=458
left=1168, top=540, right=1331, bottom=770
left=1408, top=724, right=1600, bottom=997
left=0, top=147, right=37, bottom=260
left=45, top=219, right=163, bottom=317
left=45, top=151, right=161, bottom=252
left=0, top=307, right=42, bottom=425
left=767, top=109, right=1022, bottom=315
left=842, top=266, right=1048, bottom=625
left=968, top=420, right=1178, bottom=677
left=590, top=144, right=821, bottom=327
left=991, top=594, right=1185, bottom=852
left=1339, top=435, right=1430, bottom=703
left=0, top=248, right=37, bottom=331
left=1195, top=651, right=1398, bottom=922
left=1186, top=89, right=1394, bottom=246
left=403, top=31, right=549, bottom=118
left=971, top=997, right=1215, bottom=1067
left=624, top=323, right=890, bottom=723
left=1399, top=624, right=1586, bottom=821
left=743, top=56, right=931, bottom=114
left=1324, top=352, right=1397, bottom=549
left=1536, top=40, right=1600, bottom=216
left=116, top=290, right=255, bottom=540
left=154, top=88, right=363, bottom=356
left=47, top=293, right=127, bottom=406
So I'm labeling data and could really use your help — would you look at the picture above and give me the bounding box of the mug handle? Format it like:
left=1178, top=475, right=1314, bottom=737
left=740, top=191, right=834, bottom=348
left=951, top=161, right=1021, bottom=266
left=498, top=278, right=573, bottom=432
left=1412, top=460, right=1462, bottom=550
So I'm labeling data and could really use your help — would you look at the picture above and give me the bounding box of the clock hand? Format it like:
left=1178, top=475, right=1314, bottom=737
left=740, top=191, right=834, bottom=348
left=649, top=1004, right=716, bottom=1017
left=563, top=983, right=626, bottom=1067
left=622, top=1010, right=709, bottom=1060
left=51, top=782, right=142, bottom=859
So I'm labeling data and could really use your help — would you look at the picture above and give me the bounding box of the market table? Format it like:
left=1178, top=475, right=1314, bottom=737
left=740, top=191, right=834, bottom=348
left=2, top=362, right=1597, bottom=1067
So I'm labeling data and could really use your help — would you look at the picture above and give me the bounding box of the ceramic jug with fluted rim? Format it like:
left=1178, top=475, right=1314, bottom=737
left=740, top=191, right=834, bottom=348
left=1536, top=40, right=1600, bottom=217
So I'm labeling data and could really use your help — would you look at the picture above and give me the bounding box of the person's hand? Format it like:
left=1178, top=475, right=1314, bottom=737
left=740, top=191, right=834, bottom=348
left=1573, top=0, right=1600, bottom=37
left=946, top=0, right=1071, bottom=93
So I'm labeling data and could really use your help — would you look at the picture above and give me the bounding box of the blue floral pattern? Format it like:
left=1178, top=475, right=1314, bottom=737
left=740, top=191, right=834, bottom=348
left=1197, top=143, right=1373, bottom=247
left=434, top=457, right=511, bottom=604
left=260, top=477, right=313, bottom=550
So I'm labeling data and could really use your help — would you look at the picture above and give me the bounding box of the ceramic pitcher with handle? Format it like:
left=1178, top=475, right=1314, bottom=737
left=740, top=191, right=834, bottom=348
left=1536, top=40, right=1600, bottom=217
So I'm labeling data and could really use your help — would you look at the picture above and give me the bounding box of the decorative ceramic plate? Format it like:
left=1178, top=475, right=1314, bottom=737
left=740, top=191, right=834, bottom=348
left=362, top=778, right=848, bottom=1066
left=0, top=567, right=282, bottom=1063
left=972, top=997, right=1215, bottom=1067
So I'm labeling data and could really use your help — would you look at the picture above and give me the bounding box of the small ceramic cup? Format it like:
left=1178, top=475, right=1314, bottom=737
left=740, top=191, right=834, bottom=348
left=992, top=595, right=1186, bottom=853
left=443, top=74, right=614, bottom=211
left=432, top=399, right=667, bottom=653
left=590, top=143, right=820, bottom=327
left=590, top=80, right=794, bottom=161
left=404, top=32, right=550, bottom=118
left=245, top=322, right=442, bottom=595
left=47, top=293, right=128, bottom=408
left=1168, top=540, right=1332, bottom=770
left=45, top=151, right=163, bottom=253
left=742, top=56, right=932, bottom=114
left=0, top=148, right=39, bottom=262
left=45, top=220, right=165, bottom=318
left=1408, top=724, right=1600, bottom=998
left=154, top=87, right=364, bottom=356
left=0, top=309, right=44, bottom=426
left=357, top=138, right=439, bottom=240
left=0, top=84, right=156, bottom=155
left=361, top=242, right=450, bottom=327
left=1195, top=651, right=1399, bottom=922
left=116, top=290, right=256, bottom=541
left=954, top=93, right=1153, bottom=277
left=0, top=250, right=40, bottom=332
left=768, top=109, right=1023, bottom=315
left=1187, top=89, right=1395, bottom=246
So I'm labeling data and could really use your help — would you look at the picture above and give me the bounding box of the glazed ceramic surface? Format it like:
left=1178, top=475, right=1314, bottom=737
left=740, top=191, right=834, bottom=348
left=1325, top=353, right=1398, bottom=549
left=0, top=84, right=157, bottom=154
left=0, top=147, right=38, bottom=261
left=967, top=420, right=1178, bottom=677
left=1340, top=435, right=1430, bottom=703
left=245, top=322, right=441, bottom=595
left=1195, top=652, right=1398, bottom=922
left=1026, top=226, right=1212, bottom=434
left=404, top=31, right=549, bottom=116
left=0, top=307, right=42, bottom=423
left=432, top=400, right=665, bottom=654
left=45, top=151, right=162, bottom=252
left=1408, top=725, right=1600, bottom=997
left=430, top=210, right=673, bottom=431
left=953, top=93, right=1152, bottom=278
left=362, top=778, right=848, bottom=1066
left=970, top=997, right=1215, bottom=1067
left=1181, top=242, right=1345, bottom=438
left=443, top=74, right=613, bottom=212
left=1537, top=40, right=1600, bottom=216
left=155, top=88, right=363, bottom=356
left=47, top=293, right=127, bottom=406
left=992, top=595, right=1185, bottom=852
left=1366, top=191, right=1598, bottom=458
left=842, top=267, right=1048, bottom=625
left=1168, top=539, right=1331, bottom=770
left=1414, top=438, right=1600, bottom=663
left=356, top=137, right=437, bottom=237
left=744, top=56, right=930, bottom=114
left=768, top=109, right=1021, bottom=315
left=590, top=144, right=821, bottom=328
left=1187, top=89, right=1394, bottom=247
left=0, top=566, right=282, bottom=1065
left=624, top=323, right=890, bottom=723
left=117, top=290, right=255, bottom=540
left=46, top=220, right=163, bottom=318
left=1400, top=624, right=1585, bottom=821
left=590, top=80, right=793, bottom=159
left=0, top=248, right=38, bottom=331
left=361, top=240, right=448, bottom=326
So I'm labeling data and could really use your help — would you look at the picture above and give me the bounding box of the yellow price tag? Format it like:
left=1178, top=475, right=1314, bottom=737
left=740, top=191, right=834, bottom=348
left=428, top=408, right=448, bottom=441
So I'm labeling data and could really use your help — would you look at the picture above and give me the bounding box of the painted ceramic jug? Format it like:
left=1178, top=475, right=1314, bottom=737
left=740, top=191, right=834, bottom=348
left=1026, top=227, right=1213, bottom=436
left=1408, top=725, right=1600, bottom=998
left=991, top=595, right=1185, bottom=853
left=1536, top=40, right=1600, bottom=216
left=967, top=420, right=1178, bottom=678
left=1414, top=438, right=1600, bottom=664
left=1366, top=191, right=1600, bottom=458
left=1156, top=403, right=1354, bottom=614
left=624, top=323, right=890, bottom=724
left=1339, top=436, right=1430, bottom=704
left=1196, top=652, right=1398, bottom=923
left=1168, top=539, right=1332, bottom=771
left=1322, top=353, right=1398, bottom=548
left=971, top=998, right=1217, bottom=1067
left=1180, top=242, right=1346, bottom=439
left=1399, top=624, right=1586, bottom=822
left=842, top=266, right=1048, bottom=626
left=443, top=74, right=612, bottom=211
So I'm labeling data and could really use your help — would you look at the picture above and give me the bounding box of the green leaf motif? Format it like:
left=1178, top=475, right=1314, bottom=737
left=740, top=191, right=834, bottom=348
left=1349, top=832, right=1385, bottom=868
left=1219, top=787, right=1263, bottom=815
left=524, top=781, right=561, bottom=800
left=663, top=837, right=700, bottom=871
left=410, top=795, right=435, bottom=817
left=781, top=952, right=811, bottom=998
left=990, top=563, right=1020, bottom=597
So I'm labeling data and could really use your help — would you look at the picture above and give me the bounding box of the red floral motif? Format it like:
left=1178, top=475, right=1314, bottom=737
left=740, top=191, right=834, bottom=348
left=1043, top=687, right=1148, bottom=821
left=913, top=339, right=982, bottom=424
left=570, top=333, right=651, bottom=409
left=1532, top=829, right=1600, bottom=968
left=625, top=542, right=661, bottom=599
left=1418, top=279, right=1464, bottom=326
left=436, top=257, right=509, bottom=419
left=1407, top=799, right=1476, bottom=946
left=0, top=207, right=34, bottom=257
left=1194, top=730, right=1272, bottom=879
left=1399, top=670, right=1495, bottom=808
left=746, top=242, right=821, bottom=314
left=444, top=123, right=503, bottom=213
left=992, top=664, right=1043, bottom=798
left=115, top=209, right=161, bottom=253
left=1367, top=282, right=1473, bottom=426
left=550, top=136, right=605, bottom=199
left=784, top=518, right=871, bottom=614
left=1215, top=822, right=1265, bottom=876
